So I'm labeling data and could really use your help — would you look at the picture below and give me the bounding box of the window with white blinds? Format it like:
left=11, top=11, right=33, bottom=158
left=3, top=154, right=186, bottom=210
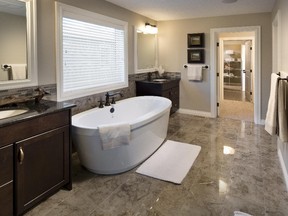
left=55, top=3, right=128, bottom=101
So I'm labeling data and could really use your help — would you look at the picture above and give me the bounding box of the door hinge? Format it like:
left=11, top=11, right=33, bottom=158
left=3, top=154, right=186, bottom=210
left=250, top=92, right=252, bottom=95
left=217, top=102, right=219, bottom=107
left=250, top=69, right=252, bottom=73
left=250, top=47, right=252, bottom=50
left=217, top=42, right=219, bottom=47
left=217, top=73, right=219, bottom=77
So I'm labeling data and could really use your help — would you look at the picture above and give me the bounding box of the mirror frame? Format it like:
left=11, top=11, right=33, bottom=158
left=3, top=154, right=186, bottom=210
left=134, top=27, right=158, bottom=73
left=0, top=0, right=37, bottom=90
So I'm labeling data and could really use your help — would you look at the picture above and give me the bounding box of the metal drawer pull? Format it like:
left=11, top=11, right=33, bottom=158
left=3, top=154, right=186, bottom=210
left=19, top=147, right=24, bottom=164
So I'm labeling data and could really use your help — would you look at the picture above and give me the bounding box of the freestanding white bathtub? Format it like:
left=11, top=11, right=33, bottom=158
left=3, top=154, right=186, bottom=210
left=72, top=96, right=171, bottom=174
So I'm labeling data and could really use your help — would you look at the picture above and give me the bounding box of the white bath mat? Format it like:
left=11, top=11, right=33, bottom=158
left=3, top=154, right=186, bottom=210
left=234, top=211, right=253, bottom=216
left=136, top=140, right=201, bottom=184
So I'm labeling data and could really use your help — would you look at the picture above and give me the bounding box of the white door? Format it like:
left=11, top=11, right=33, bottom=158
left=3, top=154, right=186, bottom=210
left=244, top=40, right=253, bottom=102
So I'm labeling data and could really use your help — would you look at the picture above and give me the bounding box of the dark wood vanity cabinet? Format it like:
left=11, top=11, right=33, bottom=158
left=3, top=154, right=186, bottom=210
left=15, top=126, right=70, bottom=215
left=0, top=144, right=13, bottom=216
left=0, top=109, right=72, bottom=216
left=136, top=79, right=180, bottom=114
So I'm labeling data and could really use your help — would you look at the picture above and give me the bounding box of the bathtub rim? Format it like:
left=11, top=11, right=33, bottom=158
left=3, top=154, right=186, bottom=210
left=72, top=96, right=172, bottom=133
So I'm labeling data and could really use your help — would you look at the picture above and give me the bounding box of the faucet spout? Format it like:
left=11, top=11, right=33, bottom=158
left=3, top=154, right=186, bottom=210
left=107, top=92, right=124, bottom=97
left=34, top=87, right=50, bottom=103
left=105, top=92, right=123, bottom=106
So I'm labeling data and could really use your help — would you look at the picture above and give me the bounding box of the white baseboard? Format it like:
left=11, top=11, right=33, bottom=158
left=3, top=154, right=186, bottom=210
left=177, top=109, right=266, bottom=124
left=278, top=148, right=288, bottom=191
left=177, top=108, right=212, bottom=118
left=259, top=119, right=265, bottom=125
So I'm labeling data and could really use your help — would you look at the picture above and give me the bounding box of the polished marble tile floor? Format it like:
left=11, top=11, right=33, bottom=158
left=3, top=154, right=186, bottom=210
left=26, top=113, right=288, bottom=216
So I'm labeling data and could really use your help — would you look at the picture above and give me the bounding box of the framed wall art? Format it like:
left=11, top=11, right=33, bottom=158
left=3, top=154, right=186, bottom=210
left=187, top=33, right=205, bottom=48
left=187, top=49, right=205, bottom=64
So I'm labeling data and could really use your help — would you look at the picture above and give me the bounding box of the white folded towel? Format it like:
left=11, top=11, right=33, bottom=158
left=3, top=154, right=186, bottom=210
left=186, top=65, right=203, bottom=81
left=278, top=78, right=288, bottom=142
left=11, top=64, right=27, bottom=80
left=98, top=122, right=130, bottom=150
left=265, top=73, right=279, bottom=135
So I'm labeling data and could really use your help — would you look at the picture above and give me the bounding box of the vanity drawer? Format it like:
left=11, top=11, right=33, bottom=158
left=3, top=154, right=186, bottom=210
left=0, top=144, right=13, bottom=186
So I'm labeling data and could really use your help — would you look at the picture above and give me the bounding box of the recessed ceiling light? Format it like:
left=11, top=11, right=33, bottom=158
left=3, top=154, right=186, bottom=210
left=222, top=0, right=238, bottom=3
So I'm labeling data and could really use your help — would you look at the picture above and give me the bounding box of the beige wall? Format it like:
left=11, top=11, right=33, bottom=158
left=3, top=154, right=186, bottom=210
left=273, top=0, right=288, bottom=72
left=37, top=0, right=156, bottom=85
left=0, top=12, right=26, bottom=64
left=158, top=13, right=272, bottom=119
left=36, top=1, right=273, bottom=119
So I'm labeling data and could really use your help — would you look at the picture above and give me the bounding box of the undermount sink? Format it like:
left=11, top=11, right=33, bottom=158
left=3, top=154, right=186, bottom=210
left=152, top=79, right=168, bottom=82
left=0, top=109, right=29, bottom=120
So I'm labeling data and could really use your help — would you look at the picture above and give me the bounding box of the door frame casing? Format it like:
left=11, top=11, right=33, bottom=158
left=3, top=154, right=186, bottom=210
left=210, top=26, right=261, bottom=124
left=219, top=37, right=254, bottom=102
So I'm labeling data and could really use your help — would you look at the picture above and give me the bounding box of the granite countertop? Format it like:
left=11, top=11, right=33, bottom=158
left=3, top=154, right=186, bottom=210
left=136, top=77, right=181, bottom=84
left=0, top=100, right=76, bottom=128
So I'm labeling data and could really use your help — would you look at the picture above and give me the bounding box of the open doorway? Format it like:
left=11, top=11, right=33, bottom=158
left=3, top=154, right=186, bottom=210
left=210, top=26, right=261, bottom=124
left=219, top=38, right=254, bottom=122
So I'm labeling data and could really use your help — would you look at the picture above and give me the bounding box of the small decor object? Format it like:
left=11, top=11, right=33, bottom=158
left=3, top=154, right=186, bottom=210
left=187, top=33, right=205, bottom=48
left=187, top=49, right=205, bottom=64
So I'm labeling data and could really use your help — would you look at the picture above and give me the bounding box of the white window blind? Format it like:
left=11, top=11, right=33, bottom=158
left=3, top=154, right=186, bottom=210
left=56, top=3, right=128, bottom=101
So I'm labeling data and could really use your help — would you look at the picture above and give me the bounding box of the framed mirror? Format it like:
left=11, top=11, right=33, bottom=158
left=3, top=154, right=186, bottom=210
left=0, top=0, right=37, bottom=90
left=134, top=28, right=158, bottom=73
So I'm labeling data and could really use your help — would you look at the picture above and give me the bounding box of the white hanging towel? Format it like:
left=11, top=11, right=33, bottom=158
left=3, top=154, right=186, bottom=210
left=11, top=64, right=27, bottom=80
left=98, top=122, right=131, bottom=150
left=186, top=65, right=203, bottom=81
left=265, top=73, right=279, bottom=135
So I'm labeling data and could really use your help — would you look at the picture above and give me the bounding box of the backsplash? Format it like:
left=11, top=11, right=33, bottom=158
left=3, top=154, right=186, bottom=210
left=0, top=71, right=180, bottom=115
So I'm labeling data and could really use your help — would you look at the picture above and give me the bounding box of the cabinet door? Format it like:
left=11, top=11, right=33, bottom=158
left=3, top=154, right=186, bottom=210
left=0, top=182, right=13, bottom=216
left=15, top=126, right=70, bottom=215
left=0, top=144, right=13, bottom=216
left=170, top=86, right=179, bottom=113
left=162, top=86, right=179, bottom=114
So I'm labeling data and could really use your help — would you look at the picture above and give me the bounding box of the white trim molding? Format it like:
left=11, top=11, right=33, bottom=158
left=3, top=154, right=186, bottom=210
left=210, top=26, right=261, bottom=124
left=178, top=108, right=212, bottom=118
left=0, top=0, right=38, bottom=90
left=278, top=147, right=288, bottom=191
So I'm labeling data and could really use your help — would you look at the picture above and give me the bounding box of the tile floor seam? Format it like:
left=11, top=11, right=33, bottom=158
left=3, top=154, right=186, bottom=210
left=25, top=113, right=288, bottom=215
left=89, top=176, right=133, bottom=214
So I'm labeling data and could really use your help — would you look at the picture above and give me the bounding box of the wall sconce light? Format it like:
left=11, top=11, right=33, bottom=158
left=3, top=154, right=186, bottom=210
left=144, top=22, right=158, bottom=34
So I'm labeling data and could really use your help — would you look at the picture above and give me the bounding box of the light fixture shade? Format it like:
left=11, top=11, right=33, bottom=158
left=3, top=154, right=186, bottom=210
left=144, top=23, right=158, bottom=34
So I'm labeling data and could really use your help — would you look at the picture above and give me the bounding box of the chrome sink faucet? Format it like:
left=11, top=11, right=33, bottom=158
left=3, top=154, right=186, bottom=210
left=105, top=92, right=123, bottom=106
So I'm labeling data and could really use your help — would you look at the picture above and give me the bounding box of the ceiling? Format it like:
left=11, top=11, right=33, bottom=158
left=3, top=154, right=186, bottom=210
left=105, top=0, right=276, bottom=21
left=0, top=0, right=26, bottom=16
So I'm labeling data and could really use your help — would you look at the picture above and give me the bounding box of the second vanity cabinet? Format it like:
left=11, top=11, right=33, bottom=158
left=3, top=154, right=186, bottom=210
left=136, top=79, right=180, bottom=114
left=0, top=102, right=74, bottom=216
left=0, top=144, right=13, bottom=216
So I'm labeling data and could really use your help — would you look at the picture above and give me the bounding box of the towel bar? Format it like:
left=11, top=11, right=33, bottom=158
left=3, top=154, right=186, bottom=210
left=276, top=72, right=288, bottom=81
left=184, top=65, right=209, bottom=69
left=278, top=77, right=288, bottom=81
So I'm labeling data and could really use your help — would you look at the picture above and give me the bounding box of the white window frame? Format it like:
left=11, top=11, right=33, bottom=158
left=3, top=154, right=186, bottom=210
left=55, top=2, right=128, bottom=101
